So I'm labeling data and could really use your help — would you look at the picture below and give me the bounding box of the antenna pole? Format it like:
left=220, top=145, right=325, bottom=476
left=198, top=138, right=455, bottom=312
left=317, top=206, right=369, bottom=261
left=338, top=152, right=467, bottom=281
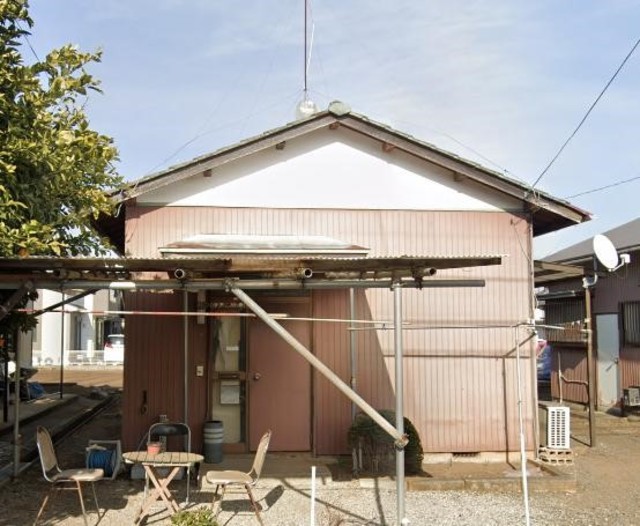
left=304, top=0, right=308, bottom=99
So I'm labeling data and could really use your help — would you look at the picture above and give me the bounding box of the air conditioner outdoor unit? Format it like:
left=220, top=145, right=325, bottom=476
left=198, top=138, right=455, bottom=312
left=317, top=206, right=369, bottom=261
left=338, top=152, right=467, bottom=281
left=546, top=405, right=571, bottom=450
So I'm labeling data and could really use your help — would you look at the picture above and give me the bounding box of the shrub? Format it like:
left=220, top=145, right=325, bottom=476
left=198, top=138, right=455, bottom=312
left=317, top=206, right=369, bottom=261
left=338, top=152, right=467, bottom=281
left=348, top=410, right=424, bottom=475
left=171, top=507, right=219, bottom=526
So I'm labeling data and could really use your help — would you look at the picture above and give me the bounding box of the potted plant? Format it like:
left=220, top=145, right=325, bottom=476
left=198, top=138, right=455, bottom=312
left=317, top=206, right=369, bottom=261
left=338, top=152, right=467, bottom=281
left=146, top=441, right=162, bottom=455
left=171, top=507, right=219, bottom=526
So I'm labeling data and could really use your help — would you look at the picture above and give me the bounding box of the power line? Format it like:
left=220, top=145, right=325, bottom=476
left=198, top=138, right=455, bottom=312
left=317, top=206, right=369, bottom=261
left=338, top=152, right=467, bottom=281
left=531, top=36, right=640, bottom=190
left=17, top=21, right=40, bottom=62
left=145, top=90, right=301, bottom=175
left=387, top=117, right=527, bottom=184
left=566, top=174, right=640, bottom=199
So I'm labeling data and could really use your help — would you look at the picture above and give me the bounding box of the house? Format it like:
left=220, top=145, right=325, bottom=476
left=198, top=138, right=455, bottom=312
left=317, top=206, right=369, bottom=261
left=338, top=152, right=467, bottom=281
left=92, top=101, right=589, bottom=457
left=539, top=217, right=640, bottom=408
left=26, top=289, right=124, bottom=367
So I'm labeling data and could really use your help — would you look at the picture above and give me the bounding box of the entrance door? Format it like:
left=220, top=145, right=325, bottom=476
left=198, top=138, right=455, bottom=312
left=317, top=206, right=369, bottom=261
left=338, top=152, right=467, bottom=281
left=248, top=298, right=311, bottom=451
left=596, top=313, right=620, bottom=407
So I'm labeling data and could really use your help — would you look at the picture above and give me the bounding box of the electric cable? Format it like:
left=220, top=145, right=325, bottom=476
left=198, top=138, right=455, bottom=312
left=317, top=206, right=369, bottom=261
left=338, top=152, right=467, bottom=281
left=17, top=21, right=40, bottom=62
left=531, top=36, right=640, bottom=190
left=565, top=174, right=640, bottom=199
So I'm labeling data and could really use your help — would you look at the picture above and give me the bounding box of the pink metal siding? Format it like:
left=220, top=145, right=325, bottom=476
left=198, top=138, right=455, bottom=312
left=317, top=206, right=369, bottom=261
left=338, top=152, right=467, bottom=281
left=124, top=205, right=536, bottom=454
left=121, top=290, right=208, bottom=452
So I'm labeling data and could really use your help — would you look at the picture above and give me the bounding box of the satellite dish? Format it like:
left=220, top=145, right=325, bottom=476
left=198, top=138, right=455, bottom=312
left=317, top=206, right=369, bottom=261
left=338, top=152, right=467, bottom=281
left=593, top=234, right=619, bottom=271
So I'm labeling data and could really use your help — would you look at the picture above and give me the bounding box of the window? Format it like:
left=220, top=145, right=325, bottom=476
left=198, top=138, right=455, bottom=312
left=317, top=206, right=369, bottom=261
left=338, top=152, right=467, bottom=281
left=623, top=301, right=640, bottom=346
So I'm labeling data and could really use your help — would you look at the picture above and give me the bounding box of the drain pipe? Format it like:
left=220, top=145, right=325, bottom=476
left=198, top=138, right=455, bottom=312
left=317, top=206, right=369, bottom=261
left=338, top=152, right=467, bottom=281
left=183, top=289, right=189, bottom=424
left=349, top=288, right=357, bottom=421
left=12, top=342, right=21, bottom=478
left=229, top=285, right=406, bottom=446
left=59, top=288, right=65, bottom=400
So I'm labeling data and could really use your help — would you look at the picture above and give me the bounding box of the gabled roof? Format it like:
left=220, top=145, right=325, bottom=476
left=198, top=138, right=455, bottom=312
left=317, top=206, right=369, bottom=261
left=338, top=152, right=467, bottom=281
left=98, top=101, right=590, bottom=253
left=545, top=216, right=640, bottom=264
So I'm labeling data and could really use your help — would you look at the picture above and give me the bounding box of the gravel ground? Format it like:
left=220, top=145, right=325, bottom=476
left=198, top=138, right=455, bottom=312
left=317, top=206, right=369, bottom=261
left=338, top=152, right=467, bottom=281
left=4, top=372, right=640, bottom=525
left=4, top=405, right=640, bottom=526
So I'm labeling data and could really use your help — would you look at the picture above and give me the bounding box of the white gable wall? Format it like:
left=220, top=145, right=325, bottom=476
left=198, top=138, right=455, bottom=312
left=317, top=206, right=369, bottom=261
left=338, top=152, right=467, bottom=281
left=141, top=128, right=520, bottom=212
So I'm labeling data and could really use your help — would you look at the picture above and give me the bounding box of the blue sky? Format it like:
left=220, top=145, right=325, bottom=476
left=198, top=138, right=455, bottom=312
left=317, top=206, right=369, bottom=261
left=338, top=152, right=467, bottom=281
left=28, top=1, right=640, bottom=257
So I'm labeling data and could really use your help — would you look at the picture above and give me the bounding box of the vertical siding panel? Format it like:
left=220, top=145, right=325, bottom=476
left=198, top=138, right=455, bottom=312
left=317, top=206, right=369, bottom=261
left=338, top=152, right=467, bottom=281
left=126, top=206, right=535, bottom=454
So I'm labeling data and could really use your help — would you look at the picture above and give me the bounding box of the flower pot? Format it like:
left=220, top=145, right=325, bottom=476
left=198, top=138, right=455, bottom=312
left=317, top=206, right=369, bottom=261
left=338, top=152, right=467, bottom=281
left=147, top=441, right=162, bottom=455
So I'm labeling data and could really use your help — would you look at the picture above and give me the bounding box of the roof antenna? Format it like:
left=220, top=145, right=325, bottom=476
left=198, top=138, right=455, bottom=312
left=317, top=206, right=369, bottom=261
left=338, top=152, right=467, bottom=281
left=296, top=0, right=318, bottom=119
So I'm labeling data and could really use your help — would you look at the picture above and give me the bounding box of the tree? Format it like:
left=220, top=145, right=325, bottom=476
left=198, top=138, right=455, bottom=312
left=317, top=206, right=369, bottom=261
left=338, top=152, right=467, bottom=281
left=0, top=0, right=124, bottom=331
left=0, top=0, right=123, bottom=258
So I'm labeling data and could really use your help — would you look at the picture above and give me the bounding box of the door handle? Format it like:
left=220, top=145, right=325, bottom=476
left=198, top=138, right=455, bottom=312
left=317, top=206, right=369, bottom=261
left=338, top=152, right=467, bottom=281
left=253, top=372, right=262, bottom=381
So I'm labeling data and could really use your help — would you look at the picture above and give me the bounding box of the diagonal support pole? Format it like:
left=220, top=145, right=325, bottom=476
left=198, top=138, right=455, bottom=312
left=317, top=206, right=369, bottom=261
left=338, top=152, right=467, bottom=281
left=229, top=285, right=407, bottom=447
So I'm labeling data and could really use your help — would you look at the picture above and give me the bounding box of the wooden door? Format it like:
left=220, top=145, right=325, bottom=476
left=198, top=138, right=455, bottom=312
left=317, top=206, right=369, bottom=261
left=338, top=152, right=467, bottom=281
left=248, top=298, right=311, bottom=451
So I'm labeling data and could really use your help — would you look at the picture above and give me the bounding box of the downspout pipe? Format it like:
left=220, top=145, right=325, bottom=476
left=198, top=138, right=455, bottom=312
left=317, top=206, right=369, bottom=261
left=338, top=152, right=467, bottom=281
left=229, top=285, right=407, bottom=447
left=183, top=289, right=189, bottom=424
left=349, top=288, right=357, bottom=421
left=12, top=339, right=21, bottom=478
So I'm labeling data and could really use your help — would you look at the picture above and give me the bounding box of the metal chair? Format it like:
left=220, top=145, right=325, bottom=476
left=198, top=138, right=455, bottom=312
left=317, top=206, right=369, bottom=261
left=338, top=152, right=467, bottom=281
left=34, top=426, right=104, bottom=526
left=207, top=430, right=272, bottom=525
left=146, top=421, right=193, bottom=502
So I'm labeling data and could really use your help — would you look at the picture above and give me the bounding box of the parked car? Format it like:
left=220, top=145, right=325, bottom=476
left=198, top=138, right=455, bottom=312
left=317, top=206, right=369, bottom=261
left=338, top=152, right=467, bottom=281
left=537, top=340, right=552, bottom=383
left=103, top=334, right=125, bottom=364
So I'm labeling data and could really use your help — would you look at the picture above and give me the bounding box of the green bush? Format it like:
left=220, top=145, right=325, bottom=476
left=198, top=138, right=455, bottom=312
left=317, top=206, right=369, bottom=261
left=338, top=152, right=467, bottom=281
left=348, top=410, right=424, bottom=475
left=171, top=507, right=219, bottom=526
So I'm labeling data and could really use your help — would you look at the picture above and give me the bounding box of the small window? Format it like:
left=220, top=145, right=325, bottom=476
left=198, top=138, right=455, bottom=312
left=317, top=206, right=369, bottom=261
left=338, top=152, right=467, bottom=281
left=623, top=302, right=640, bottom=346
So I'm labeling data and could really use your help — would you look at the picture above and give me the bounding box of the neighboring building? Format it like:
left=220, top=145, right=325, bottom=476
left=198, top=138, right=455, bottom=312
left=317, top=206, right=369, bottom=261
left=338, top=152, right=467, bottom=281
left=541, top=217, right=640, bottom=408
left=25, top=289, right=124, bottom=367
left=95, top=102, right=589, bottom=456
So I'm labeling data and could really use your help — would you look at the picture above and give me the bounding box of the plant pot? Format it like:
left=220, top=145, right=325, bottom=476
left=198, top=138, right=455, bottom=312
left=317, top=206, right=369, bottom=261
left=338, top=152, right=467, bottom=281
left=147, top=441, right=162, bottom=455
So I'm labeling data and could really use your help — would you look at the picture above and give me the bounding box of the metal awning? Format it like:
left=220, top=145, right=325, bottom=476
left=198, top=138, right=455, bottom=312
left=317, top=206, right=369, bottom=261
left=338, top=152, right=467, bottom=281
left=534, top=260, right=585, bottom=285
left=1, top=252, right=503, bottom=526
left=0, top=254, right=503, bottom=289
left=159, top=234, right=370, bottom=256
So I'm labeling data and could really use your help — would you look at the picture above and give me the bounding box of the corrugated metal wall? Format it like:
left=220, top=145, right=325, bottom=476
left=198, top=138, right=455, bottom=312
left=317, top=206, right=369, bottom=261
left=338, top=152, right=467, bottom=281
left=121, top=290, right=208, bottom=452
left=124, top=205, right=536, bottom=454
left=543, top=256, right=640, bottom=406
left=548, top=344, right=589, bottom=403
left=620, top=346, right=640, bottom=389
left=594, top=257, right=640, bottom=312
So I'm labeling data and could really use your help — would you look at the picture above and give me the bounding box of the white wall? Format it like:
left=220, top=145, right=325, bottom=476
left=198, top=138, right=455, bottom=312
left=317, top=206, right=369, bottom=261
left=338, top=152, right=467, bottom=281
left=141, top=128, right=519, bottom=212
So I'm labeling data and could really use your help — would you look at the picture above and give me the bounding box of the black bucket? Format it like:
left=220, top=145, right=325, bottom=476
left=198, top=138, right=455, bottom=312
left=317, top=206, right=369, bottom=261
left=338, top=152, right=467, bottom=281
left=203, top=420, right=224, bottom=463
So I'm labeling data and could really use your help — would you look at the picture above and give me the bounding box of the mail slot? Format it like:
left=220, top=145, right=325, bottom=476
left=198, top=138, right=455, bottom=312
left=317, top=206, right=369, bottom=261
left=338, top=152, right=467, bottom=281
left=213, top=371, right=246, bottom=381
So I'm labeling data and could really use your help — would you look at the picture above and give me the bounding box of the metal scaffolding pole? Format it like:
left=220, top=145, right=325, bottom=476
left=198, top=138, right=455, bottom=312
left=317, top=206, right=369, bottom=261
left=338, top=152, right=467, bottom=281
left=393, top=282, right=408, bottom=526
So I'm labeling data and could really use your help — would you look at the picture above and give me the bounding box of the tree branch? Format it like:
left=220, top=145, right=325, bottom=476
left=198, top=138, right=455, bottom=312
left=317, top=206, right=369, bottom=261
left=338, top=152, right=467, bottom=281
left=0, top=281, right=34, bottom=323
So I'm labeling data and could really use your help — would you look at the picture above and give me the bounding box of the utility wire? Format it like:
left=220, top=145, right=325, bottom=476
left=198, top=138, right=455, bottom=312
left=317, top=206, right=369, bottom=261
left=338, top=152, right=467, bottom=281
left=391, top=117, right=525, bottom=183
left=531, top=36, right=640, bottom=189
left=17, top=21, right=40, bottom=62
left=566, top=174, right=640, bottom=199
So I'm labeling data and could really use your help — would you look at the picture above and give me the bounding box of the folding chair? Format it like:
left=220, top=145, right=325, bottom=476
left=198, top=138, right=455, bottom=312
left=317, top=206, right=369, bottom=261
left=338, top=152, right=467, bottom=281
left=35, top=426, right=104, bottom=526
left=146, top=421, right=194, bottom=502
left=206, top=430, right=272, bottom=525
